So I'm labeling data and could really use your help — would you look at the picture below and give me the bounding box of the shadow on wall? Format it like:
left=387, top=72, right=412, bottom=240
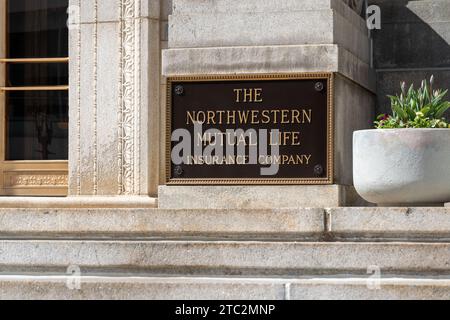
left=370, top=0, right=450, bottom=117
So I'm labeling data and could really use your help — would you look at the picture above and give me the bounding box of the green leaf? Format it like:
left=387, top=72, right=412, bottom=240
left=420, top=106, right=431, bottom=116
left=392, top=103, right=407, bottom=121
left=381, top=78, right=450, bottom=128
left=435, top=102, right=450, bottom=119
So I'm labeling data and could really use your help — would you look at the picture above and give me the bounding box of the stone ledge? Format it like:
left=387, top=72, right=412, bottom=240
left=162, top=44, right=376, bottom=92
left=1, top=240, right=450, bottom=275
left=3, top=207, right=450, bottom=241
left=0, top=276, right=284, bottom=300
left=173, top=0, right=341, bottom=13
left=2, top=276, right=450, bottom=300
left=0, top=208, right=324, bottom=240
left=290, top=278, right=450, bottom=300
left=158, top=185, right=361, bottom=209
left=0, top=196, right=157, bottom=209
left=329, top=207, right=450, bottom=240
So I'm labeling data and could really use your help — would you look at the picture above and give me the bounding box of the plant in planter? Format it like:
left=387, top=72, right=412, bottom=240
left=353, top=76, right=450, bottom=206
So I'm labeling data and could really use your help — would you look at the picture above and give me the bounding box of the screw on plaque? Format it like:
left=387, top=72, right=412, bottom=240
left=314, top=165, right=324, bottom=176
left=315, top=82, right=324, bottom=92
left=173, top=165, right=184, bottom=177
left=174, top=85, right=184, bottom=96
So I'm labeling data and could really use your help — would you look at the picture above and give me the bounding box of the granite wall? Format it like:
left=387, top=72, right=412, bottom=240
left=370, top=0, right=450, bottom=116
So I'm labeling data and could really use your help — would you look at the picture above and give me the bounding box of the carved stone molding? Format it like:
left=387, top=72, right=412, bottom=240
left=118, top=0, right=141, bottom=195
left=8, top=174, right=68, bottom=187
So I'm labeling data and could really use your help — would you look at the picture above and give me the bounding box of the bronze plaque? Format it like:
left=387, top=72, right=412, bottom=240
left=166, top=74, right=334, bottom=185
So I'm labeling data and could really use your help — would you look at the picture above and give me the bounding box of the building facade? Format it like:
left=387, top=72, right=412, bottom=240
left=1, top=0, right=450, bottom=300
left=0, top=0, right=164, bottom=201
left=0, top=1, right=448, bottom=203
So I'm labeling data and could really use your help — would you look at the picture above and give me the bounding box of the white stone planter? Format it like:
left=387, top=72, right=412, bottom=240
left=353, top=129, right=450, bottom=205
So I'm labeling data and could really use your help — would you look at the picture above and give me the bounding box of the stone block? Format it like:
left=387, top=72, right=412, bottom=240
left=162, top=45, right=375, bottom=92
left=77, top=0, right=116, bottom=24
left=1, top=241, right=450, bottom=275
left=333, top=74, right=375, bottom=186
left=69, top=10, right=161, bottom=196
left=158, top=185, right=360, bottom=209
left=370, top=0, right=450, bottom=69
left=370, top=0, right=450, bottom=24
left=0, top=276, right=286, bottom=300
left=169, top=10, right=370, bottom=64
left=161, top=49, right=374, bottom=207
left=173, top=0, right=367, bottom=31
left=0, top=197, right=156, bottom=209
left=70, top=23, right=96, bottom=195
left=329, top=207, right=450, bottom=240
left=0, top=208, right=324, bottom=240
left=5, top=207, right=450, bottom=241
left=77, top=0, right=95, bottom=24
left=289, top=278, right=450, bottom=300
left=173, top=0, right=336, bottom=13
left=373, top=21, right=450, bottom=69
left=162, top=0, right=375, bottom=207
left=3, top=276, right=450, bottom=300
left=97, top=0, right=120, bottom=22
left=142, top=17, right=162, bottom=196
left=96, top=22, right=121, bottom=195
left=69, top=21, right=124, bottom=195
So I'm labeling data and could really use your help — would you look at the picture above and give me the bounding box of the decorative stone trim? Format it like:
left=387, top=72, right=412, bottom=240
left=93, top=0, right=99, bottom=195
left=118, top=0, right=141, bottom=195
left=9, top=174, right=68, bottom=187
left=76, top=0, right=82, bottom=195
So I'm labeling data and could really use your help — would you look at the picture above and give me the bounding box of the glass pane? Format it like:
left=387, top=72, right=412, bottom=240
left=7, top=0, right=69, bottom=58
left=7, top=63, right=68, bottom=86
left=6, top=91, right=68, bottom=161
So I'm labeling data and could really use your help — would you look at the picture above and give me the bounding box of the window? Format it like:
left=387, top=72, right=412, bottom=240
left=0, top=0, right=69, bottom=196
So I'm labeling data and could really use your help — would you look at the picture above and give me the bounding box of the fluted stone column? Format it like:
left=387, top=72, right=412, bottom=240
left=68, top=0, right=161, bottom=198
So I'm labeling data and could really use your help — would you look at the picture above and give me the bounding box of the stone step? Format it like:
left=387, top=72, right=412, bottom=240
left=2, top=275, right=450, bottom=300
left=158, top=185, right=362, bottom=210
left=1, top=207, right=449, bottom=241
left=1, top=240, right=450, bottom=276
left=0, top=208, right=323, bottom=240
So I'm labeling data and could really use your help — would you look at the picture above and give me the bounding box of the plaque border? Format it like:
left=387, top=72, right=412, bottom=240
left=166, top=73, right=334, bottom=185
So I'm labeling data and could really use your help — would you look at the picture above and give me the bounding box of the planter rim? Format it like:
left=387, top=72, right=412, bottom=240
left=355, top=128, right=450, bottom=134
